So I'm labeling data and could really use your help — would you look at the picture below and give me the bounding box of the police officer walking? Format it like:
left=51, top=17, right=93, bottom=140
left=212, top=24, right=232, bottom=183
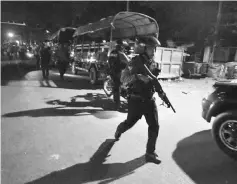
left=108, top=40, right=130, bottom=109
left=115, top=36, right=163, bottom=163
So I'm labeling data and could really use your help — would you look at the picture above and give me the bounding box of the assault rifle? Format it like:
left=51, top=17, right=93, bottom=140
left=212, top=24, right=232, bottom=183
left=153, top=79, right=176, bottom=113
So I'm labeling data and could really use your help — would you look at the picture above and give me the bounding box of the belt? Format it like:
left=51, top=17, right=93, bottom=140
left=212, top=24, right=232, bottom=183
left=128, top=94, right=154, bottom=102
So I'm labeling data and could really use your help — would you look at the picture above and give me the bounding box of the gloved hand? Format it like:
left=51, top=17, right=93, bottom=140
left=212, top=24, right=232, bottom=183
left=158, top=92, right=166, bottom=99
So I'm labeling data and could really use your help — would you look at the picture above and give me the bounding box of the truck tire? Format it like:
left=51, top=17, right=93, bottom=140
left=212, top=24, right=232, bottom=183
left=71, top=62, right=78, bottom=75
left=212, top=111, right=237, bottom=160
left=89, top=67, right=97, bottom=85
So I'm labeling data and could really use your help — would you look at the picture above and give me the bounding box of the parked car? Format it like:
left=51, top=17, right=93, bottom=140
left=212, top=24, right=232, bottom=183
left=202, top=79, right=237, bottom=160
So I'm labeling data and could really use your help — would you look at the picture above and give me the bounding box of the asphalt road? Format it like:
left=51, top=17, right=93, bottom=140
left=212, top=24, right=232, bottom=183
left=1, top=63, right=237, bottom=184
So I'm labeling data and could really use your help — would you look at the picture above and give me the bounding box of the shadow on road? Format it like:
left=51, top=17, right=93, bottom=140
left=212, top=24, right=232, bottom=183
left=1, top=62, right=37, bottom=85
left=172, top=130, right=237, bottom=184
left=2, top=93, right=128, bottom=119
left=36, top=68, right=103, bottom=90
left=47, top=93, right=128, bottom=112
left=1, top=64, right=102, bottom=90
left=38, top=77, right=101, bottom=90
left=26, top=139, right=147, bottom=184
left=1, top=60, right=102, bottom=90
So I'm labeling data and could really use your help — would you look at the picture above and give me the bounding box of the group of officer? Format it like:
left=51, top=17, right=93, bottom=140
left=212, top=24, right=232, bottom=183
left=34, top=41, right=70, bottom=80
left=108, top=35, right=164, bottom=163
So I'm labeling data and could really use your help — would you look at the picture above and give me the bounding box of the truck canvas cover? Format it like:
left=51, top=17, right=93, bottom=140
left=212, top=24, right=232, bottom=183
left=73, top=12, right=159, bottom=39
left=49, top=27, right=76, bottom=43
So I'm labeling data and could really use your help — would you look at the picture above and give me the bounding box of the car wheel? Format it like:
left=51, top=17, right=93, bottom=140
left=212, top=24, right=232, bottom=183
left=212, top=111, right=237, bottom=160
left=89, top=67, right=97, bottom=85
left=72, top=62, right=78, bottom=75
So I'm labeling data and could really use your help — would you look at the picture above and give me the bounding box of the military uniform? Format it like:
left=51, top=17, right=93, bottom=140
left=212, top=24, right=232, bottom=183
left=115, top=53, right=161, bottom=157
left=40, top=47, right=51, bottom=79
left=108, top=49, right=129, bottom=107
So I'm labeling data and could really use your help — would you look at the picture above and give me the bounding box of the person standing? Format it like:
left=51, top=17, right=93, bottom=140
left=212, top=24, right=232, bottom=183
left=34, top=44, right=41, bottom=70
left=40, top=43, right=51, bottom=80
left=115, top=36, right=163, bottom=163
left=108, top=40, right=130, bottom=109
left=56, top=43, right=70, bottom=80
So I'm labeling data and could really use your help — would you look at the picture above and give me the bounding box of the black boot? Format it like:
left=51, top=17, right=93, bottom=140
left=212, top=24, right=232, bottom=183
left=146, top=130, right=160, bottom=164
left=145, top=152, right=161, bottom=164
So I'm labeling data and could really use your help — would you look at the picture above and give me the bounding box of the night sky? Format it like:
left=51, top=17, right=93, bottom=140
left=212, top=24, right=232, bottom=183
left=1, top=1, right=237, bottom=45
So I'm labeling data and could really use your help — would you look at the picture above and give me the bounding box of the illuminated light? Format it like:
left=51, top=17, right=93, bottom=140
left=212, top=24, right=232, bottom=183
left=88, top=57, right=96, bottom=62
left=7, top=32, right=14, bottom=38
left=230, top=79, right=237, bottom=83
left=15, top=40, right=20, bottom=45
left=70, top=51, right=75, bottom=57
left=26, top=52, right=34, bottom=58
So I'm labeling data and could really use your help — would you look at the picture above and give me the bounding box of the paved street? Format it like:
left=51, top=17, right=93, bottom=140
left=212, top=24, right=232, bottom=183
left=1, top=64, right=237, bottom=184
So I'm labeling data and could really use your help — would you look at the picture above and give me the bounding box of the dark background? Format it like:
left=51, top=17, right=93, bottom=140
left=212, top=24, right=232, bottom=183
left=1, top=1, right=237, bottom=46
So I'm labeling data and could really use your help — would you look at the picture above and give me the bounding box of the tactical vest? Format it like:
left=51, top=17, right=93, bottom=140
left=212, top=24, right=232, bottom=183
left=128, top=78, right=155, bottom=99
left=126, top=54, right=155, bottom=99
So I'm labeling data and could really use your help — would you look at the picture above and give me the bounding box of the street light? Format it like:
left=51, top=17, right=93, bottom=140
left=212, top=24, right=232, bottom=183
left=8, top=32, right=14, bottom=38
left=7, top=32, right=23, bottom=45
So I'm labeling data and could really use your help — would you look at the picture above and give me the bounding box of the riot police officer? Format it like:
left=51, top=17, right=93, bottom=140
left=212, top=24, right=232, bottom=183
left=114, top=36, right=163, bottom=163
left=108, top=40, right=130, bottom=109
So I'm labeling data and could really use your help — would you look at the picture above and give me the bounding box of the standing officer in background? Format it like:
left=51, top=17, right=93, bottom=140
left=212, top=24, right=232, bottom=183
left=108, top=40, right=130, bottom=109
left=56, top=43, right=70, bottom=80
left=40, top=41, right=51, bottom=80
left=34, top=43, right=42, bottom=70
left=115, top=36, right=164, bottom=163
